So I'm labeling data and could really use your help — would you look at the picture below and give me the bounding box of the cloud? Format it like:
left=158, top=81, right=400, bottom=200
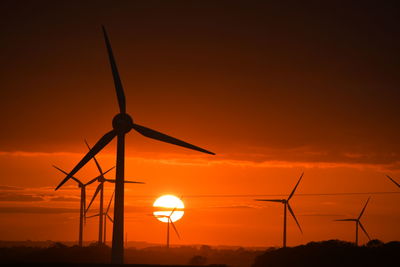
left=0, top=185, right=24, bottom=191
left=1, top=148, right=400, bottom=172
left=0, top=192, right=44, bottom=202
left=206, top=204, right=260, bottom=210
left=49, top=196, right=80, bottom=202
left=0, top=206, right=78, bottom=214
left=298, top=212, right=344, bottom=217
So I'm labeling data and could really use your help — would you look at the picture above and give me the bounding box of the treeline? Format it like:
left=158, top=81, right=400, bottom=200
left=1, top=240, right=398, bottom=267
left=252, top=239, right=399, bottom=267
left=0, top=242, right=258, bottom=267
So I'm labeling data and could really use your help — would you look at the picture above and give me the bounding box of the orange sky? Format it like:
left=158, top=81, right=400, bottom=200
left=0, top=1, right=399, bottom=247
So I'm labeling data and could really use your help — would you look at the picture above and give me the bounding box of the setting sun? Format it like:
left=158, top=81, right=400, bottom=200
left=153, top=195, right=184, bottom=223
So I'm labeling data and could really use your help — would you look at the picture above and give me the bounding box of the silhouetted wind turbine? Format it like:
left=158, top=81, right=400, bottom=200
left=255, top=172, right=304, bottom=247
left=55, top=26, right=214, bottom=263
left=386, top=175, right=400, bottom=188
left=155, top=207, right=181, bottom=248
left=84, top=140, right=143, bottom=244
left=334, top=197, right=371, bottom=246
left=53, top=165, right=104, bottom=246
left=86, top=190, right=115, bottom=245
left=104, top=191, right=114, bottom=246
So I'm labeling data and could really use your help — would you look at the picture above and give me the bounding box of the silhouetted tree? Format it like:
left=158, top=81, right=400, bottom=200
left=252, top=240, right=400, bottom=267
left=189, top=255, right=208, bottom=265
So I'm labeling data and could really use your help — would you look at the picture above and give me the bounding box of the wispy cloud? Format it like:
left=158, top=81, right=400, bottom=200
left=0, top=185, right=24, bottom=191
left=1, top=148, right=400, bottom=172
left=0, top=206, right=78, bottom=214
left=0, top=192, right=44, bottom=202
left=49, top=196, right=80, bottom=202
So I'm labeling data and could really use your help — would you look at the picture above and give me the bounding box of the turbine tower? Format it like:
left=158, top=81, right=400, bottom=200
left=335, top=197, right=371, bottom=246
left=55, top=26, right=215, bottom=264
left=255, top=172, right=304, bottom=247
left=386, top=175, right=400, bottom=188
left=155, top=207, right=181, bottom=248
left=53, top=165, right=103, bottom=246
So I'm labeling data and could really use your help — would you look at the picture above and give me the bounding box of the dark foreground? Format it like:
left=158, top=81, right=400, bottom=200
left=0, top=243, right=253, bottom=267
left=1, top=240, right=399, bottom=267
left=253, top=239, right=400, bottom=267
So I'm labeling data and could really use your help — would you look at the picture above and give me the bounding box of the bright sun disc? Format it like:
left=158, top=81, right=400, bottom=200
left=153, top=195, right=184, bottom=223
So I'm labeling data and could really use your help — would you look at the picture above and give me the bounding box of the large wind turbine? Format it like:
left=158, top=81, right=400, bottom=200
left=255, top=172, right=304, bottom=247
left=155, top=207, right=181, bottom=248
left=334, top=197, right=371, bottom=246
left=55, top=26, right=215, bottom=264
left=53, top=165, right=109, bottom=246
left=84, top=140, right=143, bottom=244
left=386, top=175, right=400, bottom=188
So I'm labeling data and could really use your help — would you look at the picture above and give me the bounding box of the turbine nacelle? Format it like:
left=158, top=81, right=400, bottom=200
left=112, top=113, right=133, bottom=134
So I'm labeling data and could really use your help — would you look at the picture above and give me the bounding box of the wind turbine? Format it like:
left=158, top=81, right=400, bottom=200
left=386, top=175, right=400, bottom=188
left=255, top=172, right=304, bottom=247
left=52, top=165, right=109, bottom=246
left=55, top=26, right=215, bottom=264
left=155, top=207, right=181, bottom=248
left=104, top=191, right=114, bottom=246
left=85, top=140, right=144, bottom=244
left=86, top=190, right=115, bottom=245
left=334, top=197, right=371, bottom=246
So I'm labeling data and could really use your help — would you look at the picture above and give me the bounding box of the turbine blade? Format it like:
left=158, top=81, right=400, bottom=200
left=102, top=166, right=115, bottom=176
left=55, top=130, right=117, bottom=190
left=86, top=184, right=102, bottom=213
left=86, top=213, right=100, bottom=218
left=386, top=175, right=400, bottom=188
left=84, top=177, right=98, bottom=186
left=132, top=123, right=215, bottom=155
left=169, top=207, right=177, bottom=217
left=255, top=199, right=284, bottom=203
left=170, top=219, right=181, bottom=239
left=358, top=221, right=371, bottom=240
left=334, top=219, right=357, bottom=222
left=287, top=203, right=303, bottom=234
left=288, top=172, right=304, bottom=200
left=85, top=139, right=103, bottom=174
left=107, top=214, right=114, bottom=223
left=123, top=180, right=145, bottom=184
left=358, top=197, right=370, bottom=220
left=106, top=191, right=115, bottom=214
left=52, top=165, right=82, bottom=186
left=102, top=25, right=126, bottom=113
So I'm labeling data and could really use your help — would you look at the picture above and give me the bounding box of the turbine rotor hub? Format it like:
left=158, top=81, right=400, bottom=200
left=112, top=113, right=133, bottom=134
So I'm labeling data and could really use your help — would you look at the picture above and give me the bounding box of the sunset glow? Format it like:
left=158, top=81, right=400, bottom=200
left=153, top=195, right=184, bottom=223
left=0, top=1, right=399, bottom=255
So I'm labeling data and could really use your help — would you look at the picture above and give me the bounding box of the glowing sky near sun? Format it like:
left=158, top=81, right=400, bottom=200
left=0, top=1, right=399, bottom=247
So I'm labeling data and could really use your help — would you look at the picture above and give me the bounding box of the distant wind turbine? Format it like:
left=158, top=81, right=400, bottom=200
left=386, top=175, right=400, bottom=188
left=255, top=172, right=304, bottom=247
left=85, top=140, right=144, bottom=244
left=55, top=26, right=214, bottom=264
left=53, top=165, right=107, bottom=246
left=155, top=207, right=181, bottom=248
left=86, top=190, right=115, bottom=245
left=334, top=197, right=371, bottom=246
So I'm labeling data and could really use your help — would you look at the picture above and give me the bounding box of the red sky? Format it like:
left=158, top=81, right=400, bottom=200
left=0, top=1, right=399, bottom=247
